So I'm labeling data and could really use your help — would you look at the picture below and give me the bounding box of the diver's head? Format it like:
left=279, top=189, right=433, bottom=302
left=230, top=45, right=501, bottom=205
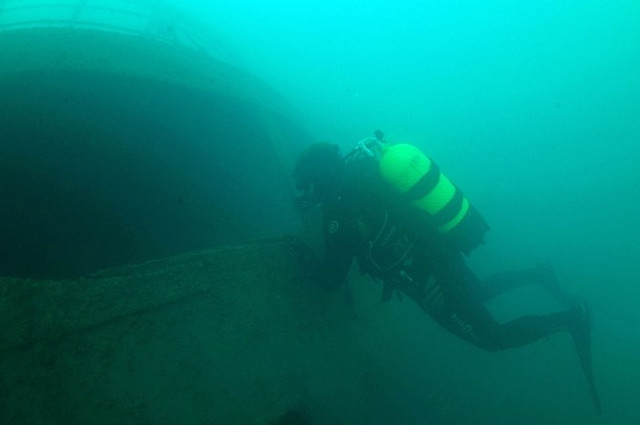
left=293, top=142, right=344, bottom=207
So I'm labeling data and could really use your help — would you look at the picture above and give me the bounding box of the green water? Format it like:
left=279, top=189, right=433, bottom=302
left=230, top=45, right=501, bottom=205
left=172, top=1, right=639, bottom=423
left=2, top=0, right=638, bottom=424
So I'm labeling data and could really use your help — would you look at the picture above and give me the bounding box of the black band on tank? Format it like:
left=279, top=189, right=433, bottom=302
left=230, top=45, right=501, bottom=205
left=432, top=188, right=464, bottom=227
left=405, top=161, right=440, bottom=200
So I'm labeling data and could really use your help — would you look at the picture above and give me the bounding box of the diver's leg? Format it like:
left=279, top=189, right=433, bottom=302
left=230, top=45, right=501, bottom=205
left=430, top=292, right=577, bottom=351
left=476, top=263, right=570, bottom=304
left=409, top=261, right=580, bottom=349
left=408, top=261, right=601, bottom=414
left=398, top=264, right=566, bottom=350
left=433, top=294, right=601, bottom=414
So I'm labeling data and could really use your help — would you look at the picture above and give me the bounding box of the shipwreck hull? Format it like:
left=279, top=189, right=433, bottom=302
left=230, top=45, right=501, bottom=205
left=0, top=19, right=308, bottom=279
left=0, top=240, right=403, bottom=425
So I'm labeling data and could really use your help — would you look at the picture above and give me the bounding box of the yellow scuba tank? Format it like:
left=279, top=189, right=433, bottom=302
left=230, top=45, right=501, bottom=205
left=376, top=142, right=489, bottom=255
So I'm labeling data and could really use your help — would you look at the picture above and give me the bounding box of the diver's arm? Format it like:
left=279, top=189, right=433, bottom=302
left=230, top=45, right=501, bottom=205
left=284, top=232, right=354, bottom=291
left=314, top=197, right=360, bottom=291
left=314, top=241, right=354, bottom=291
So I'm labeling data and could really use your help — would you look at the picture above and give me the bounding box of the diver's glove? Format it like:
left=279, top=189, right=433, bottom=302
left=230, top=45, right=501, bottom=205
left=283, top=235, right=314, bottom=267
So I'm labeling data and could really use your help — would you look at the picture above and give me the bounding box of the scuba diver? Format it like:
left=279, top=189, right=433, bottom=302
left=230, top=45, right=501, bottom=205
left=287, top=131, right=601, bottom=414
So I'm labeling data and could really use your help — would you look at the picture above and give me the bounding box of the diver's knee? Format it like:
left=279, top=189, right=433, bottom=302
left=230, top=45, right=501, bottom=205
left=471, top=337, right=504, bottom=352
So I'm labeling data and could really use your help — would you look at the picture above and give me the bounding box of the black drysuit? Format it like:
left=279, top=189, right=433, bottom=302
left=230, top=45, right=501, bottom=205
left=313, top=158, right=574, bottom=352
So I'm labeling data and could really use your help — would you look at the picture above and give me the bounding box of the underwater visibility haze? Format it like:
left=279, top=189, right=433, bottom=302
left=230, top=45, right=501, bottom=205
left=1, top=0, right=639, bottom=424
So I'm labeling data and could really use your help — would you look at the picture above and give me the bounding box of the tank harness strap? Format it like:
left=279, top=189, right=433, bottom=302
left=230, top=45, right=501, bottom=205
left=367, top=211, right=415, bottom=274
left=403, top=161, right=440, bottom=201
left=432, top=187, right=464, bottom=228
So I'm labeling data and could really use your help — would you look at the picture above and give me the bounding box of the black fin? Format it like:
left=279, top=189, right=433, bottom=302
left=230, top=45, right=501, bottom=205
left=570, top=302, right=602, bottom=415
